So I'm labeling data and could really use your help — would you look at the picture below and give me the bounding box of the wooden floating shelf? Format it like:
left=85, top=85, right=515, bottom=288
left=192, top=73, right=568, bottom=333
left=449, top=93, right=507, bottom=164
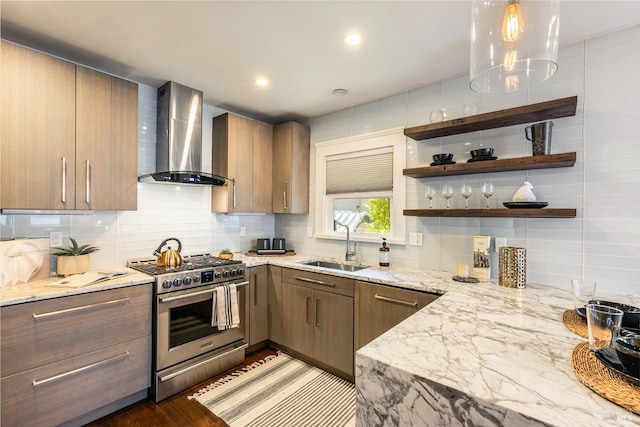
left=404, top=96, right=577, bottom=141
left=403, top=208, right=577, bottom=218
left=403, top=152, right=576, bottom=178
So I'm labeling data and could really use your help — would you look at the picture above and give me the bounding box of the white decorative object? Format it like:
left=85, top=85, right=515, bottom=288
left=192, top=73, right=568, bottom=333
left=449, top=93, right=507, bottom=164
left=512, top=181, right=536, bottom=202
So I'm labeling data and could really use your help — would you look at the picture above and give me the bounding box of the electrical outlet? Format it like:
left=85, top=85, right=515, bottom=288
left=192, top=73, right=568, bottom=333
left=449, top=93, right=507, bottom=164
left=409, top=232, right=423, bottom=246
left=50, top=232, right=63, bottom=247
left=495, top=237, right=507, bottom=251
left=240, top=226, right=246, bottom=236
left=307, top=227, right=313, bottom=238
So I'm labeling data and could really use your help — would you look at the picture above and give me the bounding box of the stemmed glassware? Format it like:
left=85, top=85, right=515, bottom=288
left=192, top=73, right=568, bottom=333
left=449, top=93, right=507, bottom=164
left=481, top=182, right=494, bottom=208
left=425, top=186, right=436, bottom=209
left=460, top=183, right=473, bottom=209
left=442, top=185, right=453, bottom=208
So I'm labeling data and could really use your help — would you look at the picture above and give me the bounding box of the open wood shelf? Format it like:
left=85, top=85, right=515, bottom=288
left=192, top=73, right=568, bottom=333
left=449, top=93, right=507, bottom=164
left=404, top=96, right=577, bottom=141
left=403, top=152, right=576, bottom=178
left=403, top=208, right=576, bottom=218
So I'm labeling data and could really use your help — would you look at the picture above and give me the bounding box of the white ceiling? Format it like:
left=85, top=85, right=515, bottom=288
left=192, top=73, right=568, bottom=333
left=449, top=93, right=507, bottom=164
left=2, top=1, right=639, bottom=124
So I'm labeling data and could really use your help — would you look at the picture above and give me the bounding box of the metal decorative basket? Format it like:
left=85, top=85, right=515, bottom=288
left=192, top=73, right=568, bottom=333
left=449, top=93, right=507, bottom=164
left=499, top=247, right=527, bottom=288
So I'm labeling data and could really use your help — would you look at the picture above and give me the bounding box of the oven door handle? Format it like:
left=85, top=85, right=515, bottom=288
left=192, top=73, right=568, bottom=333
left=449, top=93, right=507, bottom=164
left=159, top=281, right=249, bottom=303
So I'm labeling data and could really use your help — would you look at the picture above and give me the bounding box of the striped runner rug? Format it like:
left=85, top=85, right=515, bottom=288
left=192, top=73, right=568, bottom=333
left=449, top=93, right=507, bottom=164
left=188, top=352, right=355, bottom=427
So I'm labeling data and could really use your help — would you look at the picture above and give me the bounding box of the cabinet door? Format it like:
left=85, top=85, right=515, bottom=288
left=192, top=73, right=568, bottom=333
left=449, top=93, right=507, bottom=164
left=272, top=123, right=292, bottom=214
left=272, top=122, right=309, bottom=214
left=248, top=265, right=268, bottom=346
left=355, top=281, right=439, bottom=350
left=0, top=41, right=76, bottom=209
left=267, top=265, right=283, bottom=343
left=281, top=281, right=314, bottom=357
left=252, top=120, right=273, bottom=213
left=313, top=289, right=354, bottom=376
left=75, top=66, right=138, bottom=210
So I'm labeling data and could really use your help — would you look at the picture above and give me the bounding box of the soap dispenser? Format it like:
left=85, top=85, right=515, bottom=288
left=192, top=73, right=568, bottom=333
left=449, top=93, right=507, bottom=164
left=379, top=238, right=390, bottom=267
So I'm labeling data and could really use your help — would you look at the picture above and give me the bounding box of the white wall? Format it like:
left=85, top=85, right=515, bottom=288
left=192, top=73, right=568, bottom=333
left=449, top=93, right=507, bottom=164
left=277, top=24, right=640, bottom=295
left=0, top=82, right=276, bottom=269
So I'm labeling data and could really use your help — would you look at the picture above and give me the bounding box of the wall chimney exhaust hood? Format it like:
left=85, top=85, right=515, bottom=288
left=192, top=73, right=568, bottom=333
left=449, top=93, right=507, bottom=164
left=138, top=81, right=231, bottom=186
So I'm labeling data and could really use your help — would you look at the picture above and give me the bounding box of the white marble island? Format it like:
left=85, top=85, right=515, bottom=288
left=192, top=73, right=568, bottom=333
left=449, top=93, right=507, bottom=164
left=355, top=277, right=640, bottom=427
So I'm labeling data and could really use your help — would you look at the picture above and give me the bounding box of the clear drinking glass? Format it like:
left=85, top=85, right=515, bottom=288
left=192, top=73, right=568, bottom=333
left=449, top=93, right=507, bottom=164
left=425, top=186, right=436, bottom=209
left=481, top=182, right=494, bottom=208
left=586, top=303, right=623, bottom=351
left=461, top=183, right=473, bottom=209
left=442, top=185, right=453, bottom=208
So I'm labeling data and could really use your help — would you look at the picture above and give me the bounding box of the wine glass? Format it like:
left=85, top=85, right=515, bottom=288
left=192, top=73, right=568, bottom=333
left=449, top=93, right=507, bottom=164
left=460, top=183, right=473, bottom=209
left=481, top=182, right=494, bottom=208
left=442, top=185, right=453, bottom=208
left=424, top=186, right=436, bottom=209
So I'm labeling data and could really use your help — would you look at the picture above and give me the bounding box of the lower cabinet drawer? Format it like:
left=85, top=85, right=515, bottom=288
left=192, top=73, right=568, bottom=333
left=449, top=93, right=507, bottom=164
left=1, top=335, right=151, bottom=427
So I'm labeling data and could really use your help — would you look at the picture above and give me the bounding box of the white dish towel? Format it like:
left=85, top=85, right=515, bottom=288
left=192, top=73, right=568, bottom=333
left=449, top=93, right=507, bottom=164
left=212, top=284, right=239, bottom=330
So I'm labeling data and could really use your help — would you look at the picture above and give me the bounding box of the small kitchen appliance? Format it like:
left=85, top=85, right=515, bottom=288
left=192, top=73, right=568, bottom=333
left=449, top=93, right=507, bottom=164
left=128, top=253, right=247, bottom=402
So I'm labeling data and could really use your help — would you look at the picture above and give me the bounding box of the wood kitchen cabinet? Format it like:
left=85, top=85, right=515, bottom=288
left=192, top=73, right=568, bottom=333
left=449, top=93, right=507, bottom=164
left=211, top=113, right=273, bottom=213
left=280, top=268, right=354, bottom=378
left=355, top=280, right=439, bottom=350
left=246, top=265, right=268, bottom=348
left=267, top=265, right=284, bottom=344
left=272, top=121, right=310, bottom=214
left=0, top=41, right=138, bottom=211
left=0, top=283, right=152, bottom=427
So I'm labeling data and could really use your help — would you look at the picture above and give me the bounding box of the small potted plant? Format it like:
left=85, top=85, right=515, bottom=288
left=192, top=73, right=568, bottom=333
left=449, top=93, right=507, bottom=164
left=54, top=237, right=99, bottom=277
left=218, top=248, right=233, bottom=260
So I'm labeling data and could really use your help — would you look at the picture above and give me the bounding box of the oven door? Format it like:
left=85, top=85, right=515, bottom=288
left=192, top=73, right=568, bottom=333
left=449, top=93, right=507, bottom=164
left=156, top=279, right=247, bottom=371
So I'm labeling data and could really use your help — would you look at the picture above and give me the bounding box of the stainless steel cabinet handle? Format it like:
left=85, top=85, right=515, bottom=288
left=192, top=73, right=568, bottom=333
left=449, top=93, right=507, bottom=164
left=315, top=298, right=320, bottom=328
left=86, top=160, right=91, bottom=204
left=232, top=180, right=236, bottom=209
left=305, top=296, right=311, bottom=324
left=294, top=276, right=335, bottom=287
left=283, top=181, right=288, bottom=211
left=253, top=273, right=258, bottom=306
left=159, top=281, right=249, bottom=303
left=32, top=352, right=129, bottom=387
left=159, top=343, right=248, bottom=382
left=61, top=157, right=66, bottom=203
left=32, top=297, right=130, bottom=320
left=374, top=294, right=418, bottom=308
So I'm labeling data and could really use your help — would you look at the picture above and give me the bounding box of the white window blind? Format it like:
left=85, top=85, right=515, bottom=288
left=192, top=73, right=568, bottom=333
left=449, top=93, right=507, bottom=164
left=325, top=152, right=393, bottom=195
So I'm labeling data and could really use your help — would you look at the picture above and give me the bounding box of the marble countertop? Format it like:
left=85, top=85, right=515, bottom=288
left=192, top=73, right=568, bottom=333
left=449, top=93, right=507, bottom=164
left=0, top=268, right=154, bottom=306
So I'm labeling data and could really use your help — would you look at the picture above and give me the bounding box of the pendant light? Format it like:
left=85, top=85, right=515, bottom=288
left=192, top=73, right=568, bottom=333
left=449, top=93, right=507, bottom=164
left=470, top=0, right=560, bottom=93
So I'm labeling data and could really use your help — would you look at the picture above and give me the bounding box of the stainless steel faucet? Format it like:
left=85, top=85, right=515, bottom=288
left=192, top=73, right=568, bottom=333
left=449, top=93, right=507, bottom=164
left=335, top=220, right=356, bottom=261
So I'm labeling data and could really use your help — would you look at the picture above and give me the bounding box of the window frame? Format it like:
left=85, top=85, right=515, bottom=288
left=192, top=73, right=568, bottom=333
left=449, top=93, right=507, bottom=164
left=314, top=127, right=406, bottom=245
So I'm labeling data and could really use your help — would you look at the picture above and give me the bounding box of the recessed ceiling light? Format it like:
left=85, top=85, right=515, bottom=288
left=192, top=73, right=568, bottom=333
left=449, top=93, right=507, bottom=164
left=255, top=78, right=269, bottom=87
left=333, top=88, right=349, bottom=96
left=344, top=33, right=362, bottom=46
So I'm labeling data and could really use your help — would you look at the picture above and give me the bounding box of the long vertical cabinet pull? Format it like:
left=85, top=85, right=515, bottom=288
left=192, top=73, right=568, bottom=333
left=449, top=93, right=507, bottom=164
left=232, top=180, right=237, bottom=209
left=315, top=298, right=320, bottom=328
left=253, top=273, right=258, bottom=306
left=85, top=160, right=91, bottom=204
left=305, top=296, right=311, bottom=324
left=61, top=157, right=67, bottom=203
left=283, top=181, right=288, bottom=211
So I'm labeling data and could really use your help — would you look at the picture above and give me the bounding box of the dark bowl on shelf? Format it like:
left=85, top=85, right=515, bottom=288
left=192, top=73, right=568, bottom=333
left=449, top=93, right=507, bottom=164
left=470, top=148, right=494, bottom=158
left=613, top=336, right=640, bottom=376
left=432, top=153, right=454, bottom=163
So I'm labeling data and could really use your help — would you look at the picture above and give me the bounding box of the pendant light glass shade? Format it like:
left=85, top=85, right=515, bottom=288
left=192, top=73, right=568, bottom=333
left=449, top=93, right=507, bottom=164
left=470, top=0, right=560, bottom=93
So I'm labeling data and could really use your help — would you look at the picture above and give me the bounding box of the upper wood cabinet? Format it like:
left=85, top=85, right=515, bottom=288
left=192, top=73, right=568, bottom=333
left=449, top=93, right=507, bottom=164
left=211, top=113, right=273, bottom=213
left=0, top=41, right=138, bottom=211
left=272, top=121, right=310, bottom=214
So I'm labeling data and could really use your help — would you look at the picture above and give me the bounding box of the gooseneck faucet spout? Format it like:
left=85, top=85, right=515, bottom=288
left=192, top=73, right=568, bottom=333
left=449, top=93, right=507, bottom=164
left=335, top=220, right=356, bottom=262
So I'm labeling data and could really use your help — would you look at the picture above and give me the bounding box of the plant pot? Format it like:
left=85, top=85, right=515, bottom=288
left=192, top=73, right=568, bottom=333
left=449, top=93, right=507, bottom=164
left=57, top=254, right=90, bottom=277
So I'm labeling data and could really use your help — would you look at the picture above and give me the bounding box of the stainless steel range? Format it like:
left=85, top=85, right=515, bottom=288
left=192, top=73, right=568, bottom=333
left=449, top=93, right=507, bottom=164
left=128, top=254, right=248, bottom=402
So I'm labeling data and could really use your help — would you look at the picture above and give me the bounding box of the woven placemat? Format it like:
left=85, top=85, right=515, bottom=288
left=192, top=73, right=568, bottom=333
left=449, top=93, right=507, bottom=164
left=571, top=342, right=640, bottom=415
left=563, top=309, right=588, bottom=338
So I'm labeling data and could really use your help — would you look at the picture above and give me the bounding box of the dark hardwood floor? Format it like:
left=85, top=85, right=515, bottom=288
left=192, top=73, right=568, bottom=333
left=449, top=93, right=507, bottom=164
left=86, top=347, right=278, bottom=427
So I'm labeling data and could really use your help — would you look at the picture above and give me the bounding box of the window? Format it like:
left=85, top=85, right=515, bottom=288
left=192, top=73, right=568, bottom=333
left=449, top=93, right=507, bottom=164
left=314, top=128, right=406, bottom=244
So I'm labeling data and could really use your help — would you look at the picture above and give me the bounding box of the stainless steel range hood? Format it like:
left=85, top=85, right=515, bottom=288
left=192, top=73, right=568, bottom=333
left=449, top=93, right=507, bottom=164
left=138, top=81, right=228, bottom=186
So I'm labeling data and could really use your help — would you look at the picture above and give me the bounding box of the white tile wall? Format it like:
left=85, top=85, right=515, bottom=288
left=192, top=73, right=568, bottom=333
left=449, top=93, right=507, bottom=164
left=1, top=83, right=277, bottom=270
left=284, top=24, right=640, bottom=295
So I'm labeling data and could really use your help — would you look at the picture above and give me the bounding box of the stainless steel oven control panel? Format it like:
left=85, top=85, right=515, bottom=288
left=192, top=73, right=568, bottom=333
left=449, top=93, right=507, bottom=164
left=156, top=264, right=245, bottom=293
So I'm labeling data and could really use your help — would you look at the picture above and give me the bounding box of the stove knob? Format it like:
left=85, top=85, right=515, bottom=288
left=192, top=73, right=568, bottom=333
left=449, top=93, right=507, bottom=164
left=183, top=276, right=192, bottom=285
left=162, top=280, right=172, bottom=289
left=173, top=278, right=182, bottom=287
left=214, top=271, right=222, bottom=279
left=223, top=270, right=230, bottom=278
left=237, top=268, right=244, bottom=276
left=230, top=269, right=237, bottom=276
left=193, top=275, right=200, bottom=283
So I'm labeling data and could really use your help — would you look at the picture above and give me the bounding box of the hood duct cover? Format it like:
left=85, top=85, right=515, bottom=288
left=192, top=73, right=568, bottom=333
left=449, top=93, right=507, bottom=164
left=138, top=81, right=228, bottom=186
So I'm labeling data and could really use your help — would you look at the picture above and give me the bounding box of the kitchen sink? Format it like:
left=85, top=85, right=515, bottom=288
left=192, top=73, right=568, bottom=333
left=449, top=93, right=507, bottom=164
left=301, top=260, right=370, bottom=272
